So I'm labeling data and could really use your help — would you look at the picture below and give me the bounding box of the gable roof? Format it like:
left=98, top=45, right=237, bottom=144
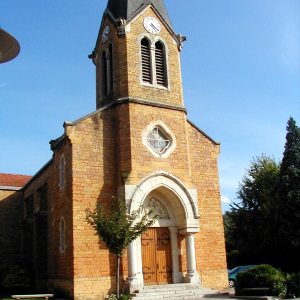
left=187, top=119, right=221, bottom=145
left=0, top=173, right=32, bottom=189
left=106, top=0, right=173, bottom=30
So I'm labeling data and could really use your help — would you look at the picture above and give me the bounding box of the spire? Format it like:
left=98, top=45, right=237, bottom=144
left=106, top=0, right=173, bottom=30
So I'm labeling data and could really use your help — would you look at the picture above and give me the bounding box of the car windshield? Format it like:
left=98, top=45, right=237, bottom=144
left=228, top=266, right=241, bottom=274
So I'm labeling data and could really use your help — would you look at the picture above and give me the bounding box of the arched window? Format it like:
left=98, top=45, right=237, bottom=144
left=59, top=155, right=65, bottom=190
left=141, top=38, right=152, bottom=84
left=101, top=50, right=108, bottom=96
left=101, top=44, right=114, bottom=98
left=155, top=41, right=166, bottom=87
left=109, top=43, right=113, bottom=91
left=59, top=217, right=66, bottom=253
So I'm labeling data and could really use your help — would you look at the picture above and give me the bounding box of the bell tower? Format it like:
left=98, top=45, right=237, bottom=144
left=89, top=0, right=187, bottom=111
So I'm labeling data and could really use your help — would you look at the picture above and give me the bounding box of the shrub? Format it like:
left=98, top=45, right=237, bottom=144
left=106, top=295, right=117, bottom=300
left=286, top=272, right=300, bottom=298
left=235, top=264, right=286, bottom=297
left=0, top=262, right=34, bottom=293
left=118, top=295, right=132, bottom=300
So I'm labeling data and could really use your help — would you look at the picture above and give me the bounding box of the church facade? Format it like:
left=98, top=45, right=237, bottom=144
left=0, top=1, right=228, bottom=299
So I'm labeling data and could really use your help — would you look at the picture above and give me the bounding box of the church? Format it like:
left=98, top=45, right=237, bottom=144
left=0, top=0, right=228, bottom=299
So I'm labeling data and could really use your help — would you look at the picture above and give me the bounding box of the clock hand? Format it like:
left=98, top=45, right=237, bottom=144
left=150, top=24, right=159, bottom=32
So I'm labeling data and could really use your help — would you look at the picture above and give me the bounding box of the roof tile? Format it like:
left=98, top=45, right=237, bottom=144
left=0, top=173, right=32, bottom=188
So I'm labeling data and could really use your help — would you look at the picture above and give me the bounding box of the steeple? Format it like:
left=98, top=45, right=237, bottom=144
left=106, top=0, right=173, bottom=30
left=92, top=0, right=187, bottom=110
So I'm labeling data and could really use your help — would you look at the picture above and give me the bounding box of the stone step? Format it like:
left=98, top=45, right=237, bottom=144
left=141, top=285, right=195, bottom=292
left=131, top=284, right=213, bottom=300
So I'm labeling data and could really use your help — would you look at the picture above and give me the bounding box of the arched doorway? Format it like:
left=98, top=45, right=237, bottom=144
left=124, top=171, right=202, bottom=293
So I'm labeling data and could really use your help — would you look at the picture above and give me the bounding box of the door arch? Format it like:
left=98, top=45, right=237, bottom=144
left=125, top=171, right=202, bottom=291
left=128, top=171, right=200, bottom=230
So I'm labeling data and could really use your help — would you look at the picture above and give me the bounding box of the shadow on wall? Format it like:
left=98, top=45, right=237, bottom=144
left=0, top=190, right=23, bottom=265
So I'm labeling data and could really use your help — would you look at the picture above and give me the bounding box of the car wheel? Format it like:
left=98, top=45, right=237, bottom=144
left=229, top=279, right=235, bottom=288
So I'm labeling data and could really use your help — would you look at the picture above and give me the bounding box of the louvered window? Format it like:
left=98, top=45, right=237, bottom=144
left=155, top=42, right=166, bottom=87
left=141, top=38, right=152, bottom=84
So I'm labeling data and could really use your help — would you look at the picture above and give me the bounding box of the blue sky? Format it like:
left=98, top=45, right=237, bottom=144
left=1, top=0, right=299, bottom=212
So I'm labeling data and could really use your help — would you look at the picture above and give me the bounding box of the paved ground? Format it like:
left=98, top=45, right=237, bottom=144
left=195, top=288, right=300, bottom=300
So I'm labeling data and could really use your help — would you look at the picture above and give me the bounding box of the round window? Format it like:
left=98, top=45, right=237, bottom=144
left=146, top=126, right=170, bottom=154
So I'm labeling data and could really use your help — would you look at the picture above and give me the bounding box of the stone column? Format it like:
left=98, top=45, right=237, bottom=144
left=183, top=233, right=202, bottom=287
left=169, top=227, right=183, bottom=283
left=125, top=240, right=143, bottom=293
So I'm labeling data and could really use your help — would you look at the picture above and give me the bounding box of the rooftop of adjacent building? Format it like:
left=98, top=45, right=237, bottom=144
left=0, top=173, right=32, bottom=189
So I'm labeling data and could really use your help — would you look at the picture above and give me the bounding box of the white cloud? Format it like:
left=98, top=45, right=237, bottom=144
left=221, top=195, right=231, bottom=204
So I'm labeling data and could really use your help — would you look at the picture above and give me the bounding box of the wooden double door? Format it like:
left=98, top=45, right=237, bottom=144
left=141, top=227, right=172, bottom=285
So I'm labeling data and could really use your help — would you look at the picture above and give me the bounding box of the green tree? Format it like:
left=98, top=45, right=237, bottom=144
left=227, top=154, right=280, bottom=252
left=276, top=117, right=300, bottom=246
left=86, top=197, right=157, bottom=298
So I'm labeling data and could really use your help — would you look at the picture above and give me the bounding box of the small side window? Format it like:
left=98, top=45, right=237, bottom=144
left=59, top=217, right=66, bottom=253
left=59, top=155, right=66, bottom=190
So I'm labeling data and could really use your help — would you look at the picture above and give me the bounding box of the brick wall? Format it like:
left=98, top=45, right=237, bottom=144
left=64, top=109, right=121, bottom=299
left=187, top=122, right=228, bottom=289
left=0, top=189, right=23, bottom=264
left=23, top=161, right=54, bottom=293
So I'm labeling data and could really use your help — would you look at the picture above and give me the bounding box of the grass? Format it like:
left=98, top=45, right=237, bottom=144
left=0, top=295, right=12, bottom=300
left=0, top=297, right=39, bottom=300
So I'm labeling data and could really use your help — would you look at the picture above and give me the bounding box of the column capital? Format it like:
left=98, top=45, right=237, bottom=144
left=178, top=228, right=198, bottom=235
left=168, top=226, right=178, bottom=233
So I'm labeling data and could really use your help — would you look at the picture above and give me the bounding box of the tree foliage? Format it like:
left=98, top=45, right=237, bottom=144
left=226, top=154, right=280, bottom=252
left=86, top=197, right=157, bottom=298
left=225, top=117, right=300, bottom=270
left=276, top=117, right=300, bottom=246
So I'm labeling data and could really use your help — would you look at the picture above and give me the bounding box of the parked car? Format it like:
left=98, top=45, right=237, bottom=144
left=228, top=265, right=258, bottom=288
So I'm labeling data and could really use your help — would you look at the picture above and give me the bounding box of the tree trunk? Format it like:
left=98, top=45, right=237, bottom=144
left=116, top=254, right=120, bottom=298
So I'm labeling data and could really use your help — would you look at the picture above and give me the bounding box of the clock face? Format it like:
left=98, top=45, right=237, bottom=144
left=102, top=25, right=110, bottom=43
left=143, top=17, right=161, bottom=34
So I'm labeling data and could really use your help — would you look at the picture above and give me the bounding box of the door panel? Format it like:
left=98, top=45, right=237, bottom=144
left=141, top=229, right=157, bottom=284
left=141, top=228, right=172, bottom=285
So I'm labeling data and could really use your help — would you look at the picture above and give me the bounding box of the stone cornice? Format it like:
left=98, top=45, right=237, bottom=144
left=116, top=97, right=187, bottom=113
